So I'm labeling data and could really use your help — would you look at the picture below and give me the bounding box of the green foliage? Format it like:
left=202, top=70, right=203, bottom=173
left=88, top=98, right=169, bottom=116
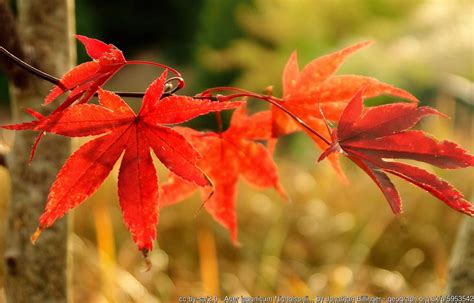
left=76, top=0, right=205, bottom=64
left=0, top=74, right=8, bottom=105
left=196, top=0, right=473, bottom=100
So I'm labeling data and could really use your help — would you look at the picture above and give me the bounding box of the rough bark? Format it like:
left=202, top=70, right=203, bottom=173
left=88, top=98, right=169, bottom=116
left=0, top=0, right=27, bottom=88
left=446, top=217, right=474, bottom=295
left=2, top=0, right=76, bottom=302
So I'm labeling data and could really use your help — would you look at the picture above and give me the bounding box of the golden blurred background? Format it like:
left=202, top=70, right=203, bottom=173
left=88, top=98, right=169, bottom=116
left=0, top=0, right=473, bottom=302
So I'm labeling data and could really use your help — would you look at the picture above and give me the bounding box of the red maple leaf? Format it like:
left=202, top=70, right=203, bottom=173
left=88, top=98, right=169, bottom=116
left=6, top=71, right=243, bottom=253
left=271, top=41, right=419, bottom=180
left=160, top=105, right=286, bottom=244
left=45, top=35, right=127, bottom=109
left=318, top=90, right=474, bottom=215
left=7, top=35, right=182, bottom=160
left=3, top=35, right=128, bottom=159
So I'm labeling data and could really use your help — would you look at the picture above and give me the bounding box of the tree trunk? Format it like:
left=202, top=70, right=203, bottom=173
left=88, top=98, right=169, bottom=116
left=2, top=0, right=76, bottom=302
left=446, top=217, right=474, bottom=295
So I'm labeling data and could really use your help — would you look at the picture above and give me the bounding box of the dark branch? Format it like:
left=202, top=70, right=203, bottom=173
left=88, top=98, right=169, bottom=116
left=1, top=46, right=61, bottom=87
left=0, top=46, right=149, bottom=98
left=0, top=46, right=219, bottom=101
left=0, top=43, right=219, bottom=101
left=0, top=46, right=198, bottom=99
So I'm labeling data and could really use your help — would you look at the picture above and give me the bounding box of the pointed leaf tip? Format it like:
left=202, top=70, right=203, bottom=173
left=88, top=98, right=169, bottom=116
left=282, top=50, right=300, bottom=94
left=141, top=70, right=168, bottom=115
left=231, top=237, right=242, bottom=248
left=29, top=133, right=44, bottom=163
left=26, top=108, right=45, bottom=120
left=141, top=249, right=152, bottom=272
left=31, top=227, right=44, bottom=245
left=276, top=183, right=289, bottom=201
left=76, top=35, right=113, bottom=60
left=195, top=188, right=215, bottom=218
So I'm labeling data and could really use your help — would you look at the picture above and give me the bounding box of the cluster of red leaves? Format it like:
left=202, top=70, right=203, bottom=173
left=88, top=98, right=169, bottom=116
left=2, top=35, right=473, bottom=256
left=160, top=105, right=287, bottom=244
left=270, top=41, right=418, bottom=181
left=45, top=35, right=126, bottom=107
left=8, top=69, right=241, bottom=252
left=318, top=91, right=474, bottom=216
left=8, top=36, right=128, bottom=160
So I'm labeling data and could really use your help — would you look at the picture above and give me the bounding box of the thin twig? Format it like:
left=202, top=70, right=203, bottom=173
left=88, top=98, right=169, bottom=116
left=0, top=46, right=64, bottom=87
left=0, top=46, right=150, bottom=98
left=0, top=46, right=223, bottom=101
left=1, top=45, right=329, bottom=145
left=202, top=87, right=331, bottom=146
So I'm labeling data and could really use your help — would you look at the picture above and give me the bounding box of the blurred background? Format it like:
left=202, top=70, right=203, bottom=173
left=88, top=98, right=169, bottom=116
left=0, top=0, right=473, bottom=302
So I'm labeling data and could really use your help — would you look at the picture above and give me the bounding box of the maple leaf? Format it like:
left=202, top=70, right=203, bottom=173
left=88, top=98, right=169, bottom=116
left=271, top=41, right=419, bottom=180
left=318, top=90, right=474, bottom=215
left=2, top=35, right=128, bottom=160
left=160, top=105, right=286, bottom=244
left=45, top=35, right=126, bottom=108
left=9, top=71, right=243, bottom=253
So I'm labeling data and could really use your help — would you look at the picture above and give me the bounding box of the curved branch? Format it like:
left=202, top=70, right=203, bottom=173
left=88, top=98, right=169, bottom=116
left=1, top=46, right=221, bottom=101
left=0, top=46, right=192, bottom=98
left=1, top=46, right=60, bottom=87
left=0, top=46, right=150, bottom=98
left=199, top=87, right=331, bottom=146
